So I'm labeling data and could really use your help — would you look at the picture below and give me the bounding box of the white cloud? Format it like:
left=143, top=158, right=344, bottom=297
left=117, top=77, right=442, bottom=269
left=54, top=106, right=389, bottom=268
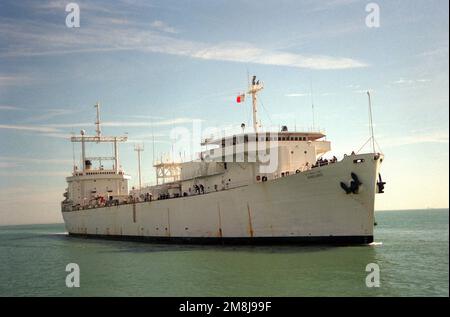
left=416, top=79, right=432, bottom=83
left=0, top=124, right=59, bottom=133
left=391, top=78, right=432, bottom=85
left=308, top=0, right=362, bottom=12
left=272, top=91, right=332, bottom=98
left=285, top=93, right=309, bottom=97
left=108, top=117, right=198, bottom=127
left=33, top=0, right=69, bottom=10
left=0, top=171, right=68, bottom=177
left=39, top=132, right=72, bottom=139
left=150, top=20, right=178, bottom=34
left=128, top=115, right=166, bottom=120
left=380, top=130, right=449, bottom=148
left=353, top=89, right=374, bottom=94
left=46, top=117, right=199, bottom=129
left=0, top=18, right=367, bottom=70
left=33, top=0, right=115, bottom=14
left=0, top=117, right=201, bottom=139
left=127, top=138, right=171, bottom=144
left=0, top=162, right=18, bottom=168
left=0, top=105, right=22, bottom=111
left=393, top=78, right=414, bottom=85
left=0, top=156, right=72, bottom=165
left=188, top=42, right=367, bottom=70
left=0, top=74, right=32, bottom=86
left=418, top=46, right=449, bottom=58
left=22, top=109, right=78, bottom=123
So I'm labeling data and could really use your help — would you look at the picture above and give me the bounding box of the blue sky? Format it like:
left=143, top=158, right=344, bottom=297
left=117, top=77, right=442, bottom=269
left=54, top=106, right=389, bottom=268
left=0, top=0, right=448, bottom=225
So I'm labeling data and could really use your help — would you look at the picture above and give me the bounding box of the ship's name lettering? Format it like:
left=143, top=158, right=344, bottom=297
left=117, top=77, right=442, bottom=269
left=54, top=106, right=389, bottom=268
left=306, top=171, right=323, bottom=179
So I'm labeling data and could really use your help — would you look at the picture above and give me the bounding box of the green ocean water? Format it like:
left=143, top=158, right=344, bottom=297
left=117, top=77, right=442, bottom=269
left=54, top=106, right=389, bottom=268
left=0, top=209, right=448, bottom=297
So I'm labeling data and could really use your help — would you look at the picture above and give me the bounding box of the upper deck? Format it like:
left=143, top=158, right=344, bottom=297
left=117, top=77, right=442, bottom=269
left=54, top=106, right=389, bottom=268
left=201, top=130, right=326, bottom=147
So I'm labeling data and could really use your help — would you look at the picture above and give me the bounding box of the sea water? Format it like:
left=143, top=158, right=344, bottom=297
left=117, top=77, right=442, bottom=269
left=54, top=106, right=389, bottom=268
left=0, top=209, right=448, bottom=296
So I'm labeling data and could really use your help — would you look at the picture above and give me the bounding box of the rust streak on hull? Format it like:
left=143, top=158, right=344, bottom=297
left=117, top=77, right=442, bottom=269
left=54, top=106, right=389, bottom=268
left=247, top=203, right=254, bottom=238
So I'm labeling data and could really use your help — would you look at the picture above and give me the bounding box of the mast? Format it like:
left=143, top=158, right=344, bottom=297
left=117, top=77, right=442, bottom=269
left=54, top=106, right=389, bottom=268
left=247, top=75, right=264, bottom=132
left=114, top=137, right=118, bottom=173
left=71, top=132, right=76, bottom=172
left=81, top=129, right=86, bottom=171
left=367, top=91, right=376, bottom=153
left=95, top=102, right=101, bottom=137
left=134, top=144, right=144, bottom=191
left=71, top=103, right=127, bottom=176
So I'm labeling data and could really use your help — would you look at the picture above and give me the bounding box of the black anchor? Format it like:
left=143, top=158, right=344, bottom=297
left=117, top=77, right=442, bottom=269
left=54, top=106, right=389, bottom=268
left=340, top=172, right=362, bottom=194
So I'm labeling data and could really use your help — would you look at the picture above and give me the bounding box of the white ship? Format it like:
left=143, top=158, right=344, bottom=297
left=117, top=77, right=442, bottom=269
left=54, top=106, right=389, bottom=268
left=61, top=76, right=385, bottom=245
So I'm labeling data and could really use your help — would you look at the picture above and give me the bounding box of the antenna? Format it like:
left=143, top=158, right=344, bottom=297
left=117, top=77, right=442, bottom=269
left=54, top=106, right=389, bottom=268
left=94, top=102, right=101, bottom=137
left=246, top=68, right=250, bottom=91
left=134, top=143, right=144, bottom=191
left=367, top=91, right=376, bottom=153
left=151, top=122, right=155, bottom=165
left=310, top=79, right=315, bottom=130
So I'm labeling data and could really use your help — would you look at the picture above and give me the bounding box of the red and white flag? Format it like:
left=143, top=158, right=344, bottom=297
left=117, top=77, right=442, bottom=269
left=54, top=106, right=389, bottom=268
left=236, top=93, right=245, bottom=103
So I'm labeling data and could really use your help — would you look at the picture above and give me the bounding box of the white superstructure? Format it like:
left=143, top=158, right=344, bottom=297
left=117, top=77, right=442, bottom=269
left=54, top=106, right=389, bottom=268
left=61, top=77, right=385, bottom=244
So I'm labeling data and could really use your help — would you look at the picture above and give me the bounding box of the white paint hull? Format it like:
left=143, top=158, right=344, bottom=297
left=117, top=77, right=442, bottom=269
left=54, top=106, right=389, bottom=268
left=62, top=153, right=382, bottom=244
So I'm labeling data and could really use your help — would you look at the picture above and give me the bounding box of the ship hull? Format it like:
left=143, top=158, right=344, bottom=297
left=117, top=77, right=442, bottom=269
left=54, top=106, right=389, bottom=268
left=62, top=153, right=382, bottom=245
left=67, top=233, right=373, bottom=245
